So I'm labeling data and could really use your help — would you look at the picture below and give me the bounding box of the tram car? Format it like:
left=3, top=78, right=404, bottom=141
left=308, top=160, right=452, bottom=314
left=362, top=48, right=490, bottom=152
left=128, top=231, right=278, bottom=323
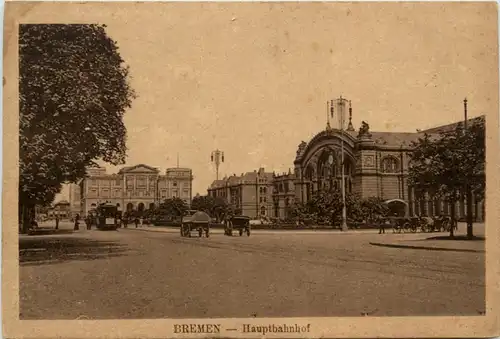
left=180, top=210, right=210, bottom=237
left=95, top=203, right=121, bottom=230
left=224, top=216, right=251, bottom=237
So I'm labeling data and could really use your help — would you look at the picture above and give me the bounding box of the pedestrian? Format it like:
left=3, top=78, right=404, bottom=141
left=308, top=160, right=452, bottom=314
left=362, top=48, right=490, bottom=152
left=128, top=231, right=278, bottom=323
left=55, top=215, right=59, bottom=230
left=86, top=215, right=92, bottom=230
left=74, top=213, right=80, bottom=230
left=134, top=216, right=139, bottom=228
left=378, top=216, right=386, bottom=234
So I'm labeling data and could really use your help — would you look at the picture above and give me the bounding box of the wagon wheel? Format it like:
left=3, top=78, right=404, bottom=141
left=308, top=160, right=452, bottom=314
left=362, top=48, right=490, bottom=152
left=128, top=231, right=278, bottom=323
left=239, top=229, right=243, bottom=236
left=180, top=226, right=184, bottom=237
left=198, top=228, right=203, bottom=237
left=403, top=222, right=410, bottom=233
left=246, top=228, right=251, bottom=237
left=205, top=228, right=210, bottom=238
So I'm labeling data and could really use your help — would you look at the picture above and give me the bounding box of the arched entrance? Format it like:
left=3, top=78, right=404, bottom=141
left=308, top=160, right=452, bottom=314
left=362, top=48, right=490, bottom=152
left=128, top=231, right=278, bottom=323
left=126, top=203, right=134, bottom=212
left=385, top=199, right=408, bottom=217
left=138, top=203, right=145, bottom=212
left=297, top=132, right=356, bottom=203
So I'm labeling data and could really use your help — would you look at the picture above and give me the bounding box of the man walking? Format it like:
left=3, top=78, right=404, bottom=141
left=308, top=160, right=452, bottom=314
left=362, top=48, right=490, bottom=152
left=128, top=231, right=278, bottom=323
left=74, top=213, right=80, bottom=230
left=378, top=216, right=386, bottom=234
left=55, top=215, right=59, bottom=230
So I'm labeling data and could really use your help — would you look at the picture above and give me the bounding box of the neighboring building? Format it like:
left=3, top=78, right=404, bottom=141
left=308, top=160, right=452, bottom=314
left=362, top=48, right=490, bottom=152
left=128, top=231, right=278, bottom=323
left=165, top=168, right=194, bottom=204
left=68, top=183, right=81, bottom=217
left=272, top=170, right=296, bottom=220
left=208, top=100, right=485, bottom=222
left=47, top=200, right=71, bottom=218
left=79, top=164, right=193, bottom=216
left=207, top=168, right=274, bottom=218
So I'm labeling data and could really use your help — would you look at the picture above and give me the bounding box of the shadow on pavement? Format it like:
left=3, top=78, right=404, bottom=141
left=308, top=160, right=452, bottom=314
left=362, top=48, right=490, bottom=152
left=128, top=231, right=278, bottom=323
left=19, top=237, right=129, bottom=266
left=419, top=235, right=485, bottom=242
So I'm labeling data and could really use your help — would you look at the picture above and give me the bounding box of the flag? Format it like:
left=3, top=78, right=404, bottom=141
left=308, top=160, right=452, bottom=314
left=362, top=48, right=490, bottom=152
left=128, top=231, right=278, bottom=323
left=330, top=100, right=334, bottom=118
left=222, top=153, right=225, bottom=162
left=211, top=154, right=214, bottom=162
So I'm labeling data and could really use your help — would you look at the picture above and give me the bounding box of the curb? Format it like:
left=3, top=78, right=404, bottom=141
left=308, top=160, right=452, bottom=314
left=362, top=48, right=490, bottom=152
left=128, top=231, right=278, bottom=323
left=369, top=242, right=485, bottom=253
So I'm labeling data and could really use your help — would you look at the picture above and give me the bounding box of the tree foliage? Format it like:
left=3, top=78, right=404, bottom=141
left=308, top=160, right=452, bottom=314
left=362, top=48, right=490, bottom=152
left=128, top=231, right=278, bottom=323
left=19, top=24, right=136, bottom=211
left=408, top=117, right=485, bottom=204
left=159, top=198, right=188, bottom=217
left=191, top=195, right=215, bottom=214
left=408, top=117, right=485, bottom=236
left=190, top=195, right=236, bottom=222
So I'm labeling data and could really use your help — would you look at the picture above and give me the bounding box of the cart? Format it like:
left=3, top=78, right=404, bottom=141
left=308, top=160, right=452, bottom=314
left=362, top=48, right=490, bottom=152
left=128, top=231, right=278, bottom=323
left=180, top=210, right=210, bottom=238
left=224, top=216, right=251, bottom=236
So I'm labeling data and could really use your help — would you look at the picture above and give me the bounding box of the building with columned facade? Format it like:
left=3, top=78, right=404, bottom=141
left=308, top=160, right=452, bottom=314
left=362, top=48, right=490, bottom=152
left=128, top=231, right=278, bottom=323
left=76, top=164, right=193, bottom=216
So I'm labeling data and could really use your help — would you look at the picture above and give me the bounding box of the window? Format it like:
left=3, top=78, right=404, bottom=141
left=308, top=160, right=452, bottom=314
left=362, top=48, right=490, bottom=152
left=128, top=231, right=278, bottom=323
left=173, top=181, right=178, bottom=187
left=126, top=177, right=134, bottom=188
left=137, top=176, right=147, bottom=188
left=260, top=197, right=263, bottom=203
left=381, top=157, right=399, bottom=173
left=115, top=178, right=121, bottom=186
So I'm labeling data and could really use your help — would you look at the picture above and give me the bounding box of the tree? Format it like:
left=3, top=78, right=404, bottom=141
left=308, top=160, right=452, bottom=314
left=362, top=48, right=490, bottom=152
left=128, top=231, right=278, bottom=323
left=19, top=24, right=136, bottom=232
left=159, top=198, right=188, bottom=218
left=360, top=197, right=389, bottom=222
left=191, top=195, right=215, bottom=214
left=290, top=190, right=362, bottom=227
left=211, top=197, right=230, bottom=222
left=408, top=117, right=485, bottom=238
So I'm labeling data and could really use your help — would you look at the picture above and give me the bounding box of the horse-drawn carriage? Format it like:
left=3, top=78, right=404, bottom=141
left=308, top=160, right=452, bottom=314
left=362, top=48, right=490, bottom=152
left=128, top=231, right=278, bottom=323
left=180, top=210, right=210, bottom=238
left=224, top=216, right=251, bottom=237
left=387, top=215, right=455, bottom=233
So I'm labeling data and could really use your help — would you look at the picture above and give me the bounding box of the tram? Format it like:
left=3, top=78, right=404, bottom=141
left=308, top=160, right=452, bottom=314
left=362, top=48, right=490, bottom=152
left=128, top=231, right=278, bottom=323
left=95, top=203, right=121, bottom=230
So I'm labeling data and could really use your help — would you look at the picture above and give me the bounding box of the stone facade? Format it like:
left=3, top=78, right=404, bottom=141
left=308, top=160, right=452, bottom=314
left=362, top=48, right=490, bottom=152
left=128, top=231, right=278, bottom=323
left=277, top=116, right=485, bottom=221
left=207, top=115, right=485, bottom=222
left=207, top=168, right=274, bottom=218
left=77, top=164, right=193, bottom=216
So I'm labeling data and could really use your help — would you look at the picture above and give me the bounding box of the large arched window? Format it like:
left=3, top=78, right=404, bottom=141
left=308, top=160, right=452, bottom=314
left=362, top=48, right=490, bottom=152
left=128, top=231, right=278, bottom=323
left=381, top=156, right=399, bottom=173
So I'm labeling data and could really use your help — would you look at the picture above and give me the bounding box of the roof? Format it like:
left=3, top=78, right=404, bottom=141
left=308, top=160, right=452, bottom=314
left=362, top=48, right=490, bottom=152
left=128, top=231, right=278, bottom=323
left=369, top=132, right=423, bottom=147
left=117, top=164, right=159, bottom=174
left=208, top=168, right=274, bottom=189
left=421, top=115, right=484, bottom=134
left=54, top=200, right=70, bottom=206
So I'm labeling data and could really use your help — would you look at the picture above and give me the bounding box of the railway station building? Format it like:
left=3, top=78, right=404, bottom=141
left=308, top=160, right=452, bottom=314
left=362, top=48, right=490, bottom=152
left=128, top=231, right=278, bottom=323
left=208, top=102, right=485, bottom=221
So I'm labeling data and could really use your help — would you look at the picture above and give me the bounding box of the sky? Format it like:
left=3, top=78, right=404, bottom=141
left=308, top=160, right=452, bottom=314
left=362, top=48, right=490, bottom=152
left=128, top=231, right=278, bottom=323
left=6, top=2, right=497, bottom=200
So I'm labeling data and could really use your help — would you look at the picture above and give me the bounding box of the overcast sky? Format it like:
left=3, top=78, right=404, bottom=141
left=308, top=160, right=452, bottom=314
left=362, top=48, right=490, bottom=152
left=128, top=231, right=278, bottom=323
left=10, top=2, right=496, bottom=200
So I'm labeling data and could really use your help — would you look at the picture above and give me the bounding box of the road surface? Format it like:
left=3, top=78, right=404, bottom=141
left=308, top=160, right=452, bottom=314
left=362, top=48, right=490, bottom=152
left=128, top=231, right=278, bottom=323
left=19, top=226, right=485, bottom=319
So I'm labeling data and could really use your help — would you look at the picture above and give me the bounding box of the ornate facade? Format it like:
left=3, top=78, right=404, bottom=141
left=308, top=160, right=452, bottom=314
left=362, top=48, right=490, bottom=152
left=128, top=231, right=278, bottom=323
left=274, top=115, right=485, bottom=221
left=78, top=164, right=193, bottom=216
left=207, top=100, right=485, bottom=222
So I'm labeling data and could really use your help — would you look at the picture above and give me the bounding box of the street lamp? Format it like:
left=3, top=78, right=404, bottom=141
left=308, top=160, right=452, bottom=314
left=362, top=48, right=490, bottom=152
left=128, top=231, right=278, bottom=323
left=211, top=149, right=224, bottom=181
left=332, top=96, right=349, bottom=232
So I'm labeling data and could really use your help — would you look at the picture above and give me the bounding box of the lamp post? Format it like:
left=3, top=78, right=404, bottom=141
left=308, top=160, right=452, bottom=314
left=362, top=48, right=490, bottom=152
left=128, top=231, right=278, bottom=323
left=332, top=96, right=349, bottom=231
left=211, top=149, right=224, bottom=181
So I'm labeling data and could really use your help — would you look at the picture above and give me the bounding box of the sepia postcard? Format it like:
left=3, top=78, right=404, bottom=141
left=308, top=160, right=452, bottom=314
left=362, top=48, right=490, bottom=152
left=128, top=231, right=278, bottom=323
left=3, top=1, right=500, bottom=338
